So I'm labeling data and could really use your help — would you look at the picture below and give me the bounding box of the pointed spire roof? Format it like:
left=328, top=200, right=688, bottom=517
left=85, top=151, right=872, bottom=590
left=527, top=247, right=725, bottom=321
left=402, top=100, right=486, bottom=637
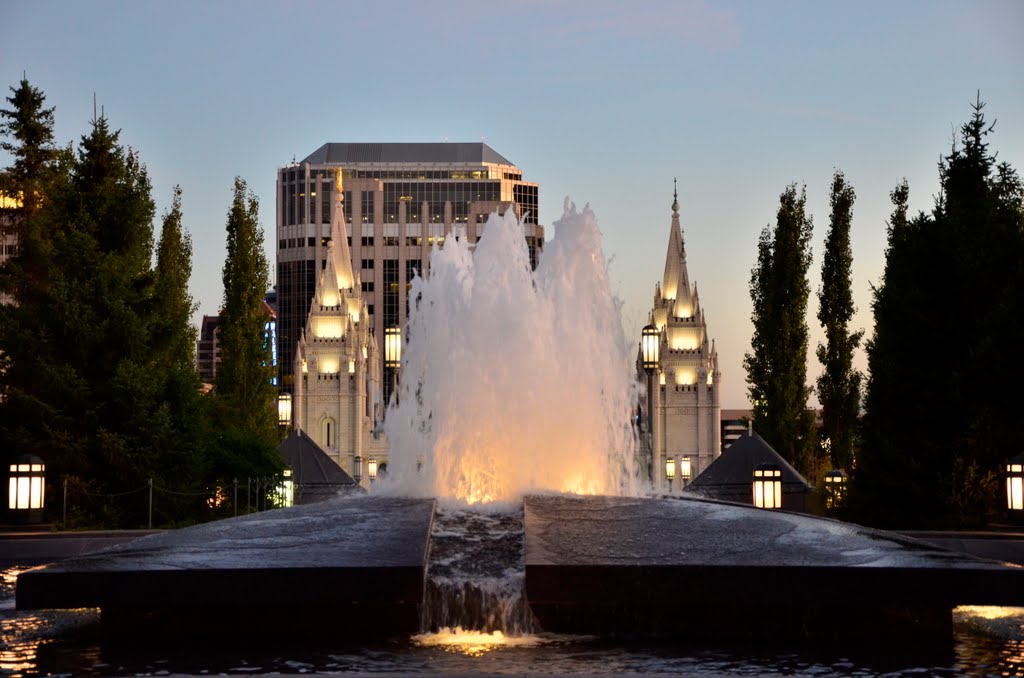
left=661, top=179, right=691, bottom=314
left=328, top=169, right=355, bottom=292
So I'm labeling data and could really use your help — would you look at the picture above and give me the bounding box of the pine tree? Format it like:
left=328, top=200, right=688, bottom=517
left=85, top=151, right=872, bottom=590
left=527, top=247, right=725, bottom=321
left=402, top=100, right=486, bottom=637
left=859, top=97, right=1024, bottom=528
left=0, top=76, right=56, bottom=230
left=212, top=177, right=280, bottom=480
left=816, top=171, right=862, bottom=472
left=744, top=183, right=817, bottom=476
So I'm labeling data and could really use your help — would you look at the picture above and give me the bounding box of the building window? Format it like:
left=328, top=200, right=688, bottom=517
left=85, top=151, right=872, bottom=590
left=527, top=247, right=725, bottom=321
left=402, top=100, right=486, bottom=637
left=383, top=259, right=399, bottom=328
left=383, top=237, right=399, bottom=247
left=361, top=259, right=374, bottom=269
left=323, top=418, right=335, bottom=449
left=321, top=182, right=332, bottom=224
left=361, top=237, right=374, bottom=247
left=361, top=281, right=374, bottom=293
left=308, top=237, right=315, bottom=247
left=361, top=191, right=375, bottom=224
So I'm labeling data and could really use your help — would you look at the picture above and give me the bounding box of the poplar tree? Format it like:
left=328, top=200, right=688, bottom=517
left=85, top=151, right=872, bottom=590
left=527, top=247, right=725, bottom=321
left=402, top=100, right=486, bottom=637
left=744, top=184, right=817, bottom=476
left=212, top=177, right=280, bottom=479
left=859, top=97, right=1024, bottom=528
left=816, top=171, right=862, bottom=472
left=152, top=186, right=197, bottom=371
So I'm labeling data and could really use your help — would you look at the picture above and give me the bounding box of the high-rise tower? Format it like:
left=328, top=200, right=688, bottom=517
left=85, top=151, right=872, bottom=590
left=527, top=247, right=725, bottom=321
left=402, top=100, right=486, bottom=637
left=276, top=143, right=543, bottom=400
left=646, top=184, right=721, bottom=489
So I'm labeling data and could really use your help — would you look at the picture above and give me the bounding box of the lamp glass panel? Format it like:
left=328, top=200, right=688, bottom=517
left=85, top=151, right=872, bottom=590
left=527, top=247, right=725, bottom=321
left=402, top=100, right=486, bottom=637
left=17, top=477, right=29, bottom=509
left=8, top=478, right=15, bottom=509
left=30, top=476, right=43, bottom=509
left=681, top=458, right=691, bottom=479
left=1010, top=477, right=1024, bottom=511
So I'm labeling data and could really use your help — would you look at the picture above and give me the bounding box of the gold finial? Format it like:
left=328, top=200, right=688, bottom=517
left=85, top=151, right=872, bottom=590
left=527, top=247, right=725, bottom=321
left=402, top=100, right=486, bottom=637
left=336, top=168, right=344, bottom=195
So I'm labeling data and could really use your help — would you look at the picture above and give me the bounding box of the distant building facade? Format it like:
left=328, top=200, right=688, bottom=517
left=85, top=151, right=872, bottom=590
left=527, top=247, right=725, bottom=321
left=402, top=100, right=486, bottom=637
left=275, top=142, right=543, bottom=402
left=291, top=172, right=386, bottom=488
left=196, top=295, right=277, bottom=388
left=644, top=187, right=721, bottom=490
left=0, top=191, right=21, bottom=306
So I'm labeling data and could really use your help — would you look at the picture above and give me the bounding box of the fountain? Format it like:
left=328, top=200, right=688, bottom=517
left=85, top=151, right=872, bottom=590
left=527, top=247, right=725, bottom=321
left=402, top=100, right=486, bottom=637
left=13, top=203, right=1024, bottom=652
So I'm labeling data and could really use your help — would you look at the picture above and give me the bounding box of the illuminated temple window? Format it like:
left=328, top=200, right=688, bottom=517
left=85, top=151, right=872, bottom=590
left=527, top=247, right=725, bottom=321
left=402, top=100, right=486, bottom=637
left=321, top=290, right=339, bottom=307
left=319, top=356, right=340, bottom=374
left=675, top=370, right=695, bottom=386
left=314, top=318, right=344, bottom=339
left=659, top=372, right=666, bottom=385
left=347, top=298, right=361, bottom=323
left=348, top=359, right=356, bottom=374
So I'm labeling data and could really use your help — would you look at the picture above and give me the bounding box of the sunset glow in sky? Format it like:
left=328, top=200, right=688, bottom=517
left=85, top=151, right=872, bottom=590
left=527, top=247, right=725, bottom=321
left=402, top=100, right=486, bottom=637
left=2, top=0, right=1021, bottom=407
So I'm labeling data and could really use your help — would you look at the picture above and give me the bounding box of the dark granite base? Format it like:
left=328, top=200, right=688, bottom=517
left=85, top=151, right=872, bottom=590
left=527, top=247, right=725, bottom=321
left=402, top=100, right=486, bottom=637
left=523, top=495, right=1024, bottom=639
left=16, top=496, right=435, bottom=636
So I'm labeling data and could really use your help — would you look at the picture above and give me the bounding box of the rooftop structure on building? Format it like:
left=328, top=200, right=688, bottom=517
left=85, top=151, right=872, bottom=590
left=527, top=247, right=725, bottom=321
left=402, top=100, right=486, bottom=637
left=276, top=142, right=543, bottom=398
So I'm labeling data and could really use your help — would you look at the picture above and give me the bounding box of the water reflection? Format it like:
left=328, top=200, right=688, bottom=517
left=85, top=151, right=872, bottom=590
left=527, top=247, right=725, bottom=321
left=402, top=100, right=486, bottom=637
left=3, top=565, right=1024, bottom=677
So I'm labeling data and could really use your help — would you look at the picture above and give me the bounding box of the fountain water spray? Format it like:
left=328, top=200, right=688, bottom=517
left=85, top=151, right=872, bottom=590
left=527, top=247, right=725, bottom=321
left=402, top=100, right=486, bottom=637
left=382, top=199, right=642, bottom=505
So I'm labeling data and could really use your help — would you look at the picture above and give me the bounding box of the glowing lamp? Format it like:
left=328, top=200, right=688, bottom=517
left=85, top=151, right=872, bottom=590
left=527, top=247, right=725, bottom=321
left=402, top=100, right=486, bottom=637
left=753, top=463, right=782, bottom=509
left=368, top=458, right=378, bottom=483
left=7, top=454, right=46, bottom=524
left=1007, top=453, right=1024, bottom=511
left=641, top=324, right=660, bottom=373
left=823, top=469, right=848, bottom=510
left=385, top=325, right=402, bottom=369
left=277, top=393, right=292, bottom=428
left=680, top=457, right=692, bottom=482
left=278, top=468, right=295, bottom=508
left=665, top=457, right=676, bottom=493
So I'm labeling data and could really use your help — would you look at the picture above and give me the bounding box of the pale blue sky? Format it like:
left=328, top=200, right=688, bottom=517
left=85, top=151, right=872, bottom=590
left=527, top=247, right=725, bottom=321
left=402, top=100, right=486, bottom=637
left=2, top=0, right=1021, bottom=408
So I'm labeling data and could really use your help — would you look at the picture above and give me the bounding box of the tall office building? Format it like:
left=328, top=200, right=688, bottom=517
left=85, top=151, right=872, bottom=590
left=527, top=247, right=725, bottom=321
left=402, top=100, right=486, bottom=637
left=276, top=143, right=543, bottom=398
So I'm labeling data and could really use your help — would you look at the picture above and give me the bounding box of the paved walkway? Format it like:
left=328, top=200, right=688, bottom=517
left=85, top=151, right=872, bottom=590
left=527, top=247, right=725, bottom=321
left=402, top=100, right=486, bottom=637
left=0, top=527, right=163, bottom=567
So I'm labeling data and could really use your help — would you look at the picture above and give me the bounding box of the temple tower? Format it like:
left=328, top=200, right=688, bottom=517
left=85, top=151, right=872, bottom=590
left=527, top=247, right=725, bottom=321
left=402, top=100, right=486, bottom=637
left=647, top=183, right=721, bottom=490
left=293, top=170, right=387, bottom=488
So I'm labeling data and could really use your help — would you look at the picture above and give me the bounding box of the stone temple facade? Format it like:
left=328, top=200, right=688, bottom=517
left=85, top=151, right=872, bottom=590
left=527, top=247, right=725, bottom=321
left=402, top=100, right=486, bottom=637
left=646, top=187, right=721, bottom=490
left=292, top=170, right=387, bottom=488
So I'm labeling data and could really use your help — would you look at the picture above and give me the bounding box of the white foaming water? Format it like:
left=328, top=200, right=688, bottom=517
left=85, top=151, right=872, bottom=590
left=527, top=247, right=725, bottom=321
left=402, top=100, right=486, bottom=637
left=381, top=200, right=641, bottom=505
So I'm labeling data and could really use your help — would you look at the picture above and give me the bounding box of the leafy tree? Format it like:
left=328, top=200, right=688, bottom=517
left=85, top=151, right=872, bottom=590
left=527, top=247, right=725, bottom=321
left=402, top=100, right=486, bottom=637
left=744, top=184, right=817, bottom=476
left=211, top=177, right=280, bottom=482
left=816, top=171, right=863, bottom=472
left=152, top=186, right=197, bottom=370
left=858, top=97, right=1024, bottom=528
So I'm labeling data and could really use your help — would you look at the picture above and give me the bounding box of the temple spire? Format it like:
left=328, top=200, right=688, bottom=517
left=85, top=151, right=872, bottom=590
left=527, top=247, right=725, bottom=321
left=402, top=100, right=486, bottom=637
left=329, top=169, right=355, bottom=292
left=661, top=180, right=690, bottom=309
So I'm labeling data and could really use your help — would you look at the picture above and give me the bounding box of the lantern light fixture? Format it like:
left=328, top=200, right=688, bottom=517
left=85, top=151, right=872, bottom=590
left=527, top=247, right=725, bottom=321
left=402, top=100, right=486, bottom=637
left=753, top=462, right=782, bottom=510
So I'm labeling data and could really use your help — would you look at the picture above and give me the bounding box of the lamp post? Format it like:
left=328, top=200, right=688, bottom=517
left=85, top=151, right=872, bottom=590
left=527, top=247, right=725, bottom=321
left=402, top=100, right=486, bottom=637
left=823, top=469, right=848, bottom=511
left=680, top=456, right=692, bottom=489
left=277, top=393, right=292, bottom=429
left=354, top=456, right=363, bottom=484
left=368, top=458, right=378, bottom=484
left=7, top=454, right=46, bottom=524
left=753, top=462, right=782, bottom=509
left=641, top=324, right=660, bottom=486
left=665, top=457, right=676, bottom=493
left=1007, top=452, right=1024, bottom=513
left=384, top=324, right=402, bottom=410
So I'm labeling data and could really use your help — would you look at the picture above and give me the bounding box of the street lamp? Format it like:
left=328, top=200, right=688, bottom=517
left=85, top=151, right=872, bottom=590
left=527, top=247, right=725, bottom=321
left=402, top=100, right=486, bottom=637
left=385, top=325, right=402, bottom=369
left=7, top=454, right=46, bottom=524
left=368, top=458, right=378, bottom=484
left=823, top=469, right=848, bottom=510
left=354, top=456, right=363, bottom=483
left=1007, top=452, right=1024, bottom=512
left=641, top=324, right=660, bottom=485
left=665, top=457, right=676, bottom=493
left=753, top=462, right=782, bottom=509
left=277, top=393, right=292, bottom=429
left=680, top=457, right=692, bottom=488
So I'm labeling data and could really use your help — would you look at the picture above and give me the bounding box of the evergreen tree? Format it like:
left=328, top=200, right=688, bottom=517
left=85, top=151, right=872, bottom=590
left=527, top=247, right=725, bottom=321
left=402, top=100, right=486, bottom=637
left=816, top=171, right=863, bottom=472
left=0, top=76, right=56, bottom=230
left=744, top=183, right=817, bottom=476
left=858, top=97, right=1024, bottom=528
left=211, top=177, right=280, bottom=482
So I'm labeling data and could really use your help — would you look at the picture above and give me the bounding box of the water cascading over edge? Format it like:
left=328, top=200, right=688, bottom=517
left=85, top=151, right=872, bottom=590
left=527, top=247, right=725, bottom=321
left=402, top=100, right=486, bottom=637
left=381, top=200, right=642, bottom=505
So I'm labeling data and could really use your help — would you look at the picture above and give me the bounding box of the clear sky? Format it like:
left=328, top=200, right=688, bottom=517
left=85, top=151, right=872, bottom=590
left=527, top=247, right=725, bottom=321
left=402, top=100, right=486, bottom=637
left=2, top=0, right=1021, bottom=408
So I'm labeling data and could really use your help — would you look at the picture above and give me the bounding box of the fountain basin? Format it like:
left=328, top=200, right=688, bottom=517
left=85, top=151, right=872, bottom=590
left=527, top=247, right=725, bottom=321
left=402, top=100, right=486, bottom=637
left=15, top=494, right=1024, bottom=641
left=15, top=496, right=434, bottom=636
left=523, top=494, right=1024, bottom=639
